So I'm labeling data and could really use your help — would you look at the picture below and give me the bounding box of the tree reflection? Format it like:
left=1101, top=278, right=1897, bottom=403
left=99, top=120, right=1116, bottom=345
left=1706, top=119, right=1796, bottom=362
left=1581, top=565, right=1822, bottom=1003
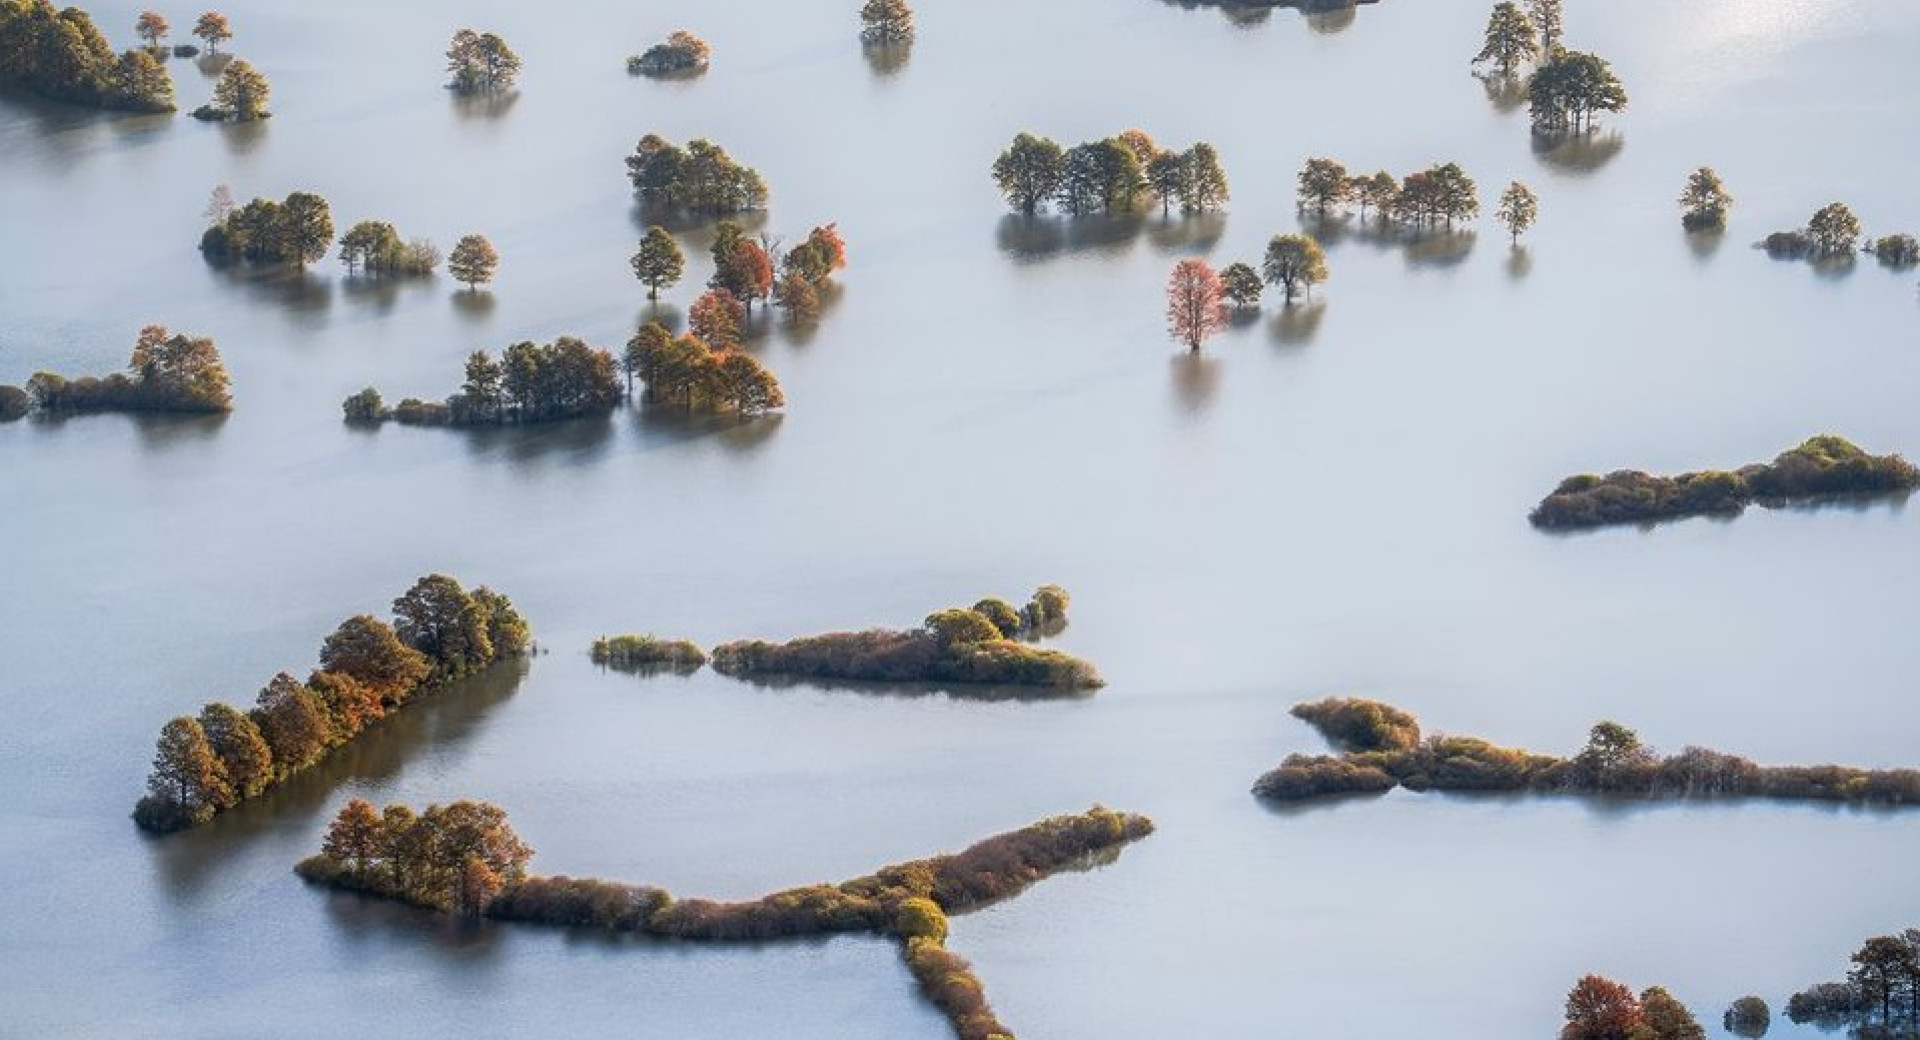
left=1531, top=130, right=1625, bottom=176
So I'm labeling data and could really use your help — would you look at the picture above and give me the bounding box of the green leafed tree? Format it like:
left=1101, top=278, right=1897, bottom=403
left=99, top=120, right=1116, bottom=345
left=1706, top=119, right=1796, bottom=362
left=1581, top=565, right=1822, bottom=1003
left=340, top=221, right=403, bottom=275
left=630, top=225, right=684, bottom=300
left=1296, top=157, right=1352, bottom=216
left=859, top=0, right=915, bottom=45
left=1805, top=202, right=1861, bottom=258
left=1220, top=262, right=1262, bottom=309
left=1262, top=233, right=1329, bottom=305
left=392, top=574, right=495, bottom=680
left=1178, top=143, right=1230, bottom=215
left=448, top=234, right=499, bottom=289
left=1678, top=167, right=1733, bottom=230
left=992, top=133, right=1066, bottom=216
left=204, top=57, right=269, bottom=121
left=1496, top=181, right=1539, bottom=244
left=1473, top=2, right=1539, bottom=76
left=1640, top=987, right=1707, bottom=1040
left=1528, top=49, right=1627, bottom=133
left=279, top=192, right=334, bottom=267
left=1526, top=0, right=1562, bottom=53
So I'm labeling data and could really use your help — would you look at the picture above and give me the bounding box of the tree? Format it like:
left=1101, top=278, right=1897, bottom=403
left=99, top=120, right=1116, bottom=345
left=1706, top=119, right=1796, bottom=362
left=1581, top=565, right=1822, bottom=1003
left=860, top=0, right=915, bottom=45
left=470, top=587, right=531, bottom=659
left=715, top=351, right=785, bottom=416
left=1262, top=234, right=1328, bottom=305
left=1165, top=259, right=1227, bottom=352
left=322, top=798, right=383, bottom=874
left=1640, top=988, right=1706, bottom=1040
left=448, top=234, right=498, bottom=289
left=1573, top=721, right=1654, bottom=788
left=279, top=192, right=333, bottom=267
left=1526, top=0, right=1562, bottom=53
left=457, top=856, right=503, bottom=918
left=774, top=270, right=821, bottom=323
left=113, top=48, right=175, bottom=112
left=252, top=673, right=331, bottom=774
left=712, top=237, right=774, bottom=313
left=128, top=326, right=232, bottom=410
left=1057, top=138, right=1145, bottom=216
left=1805, top=202, right=1861, bottom=258
left=446, top=30, right=520, bottom=93
left=193, top=11, right=232, bottom=52
left=307, top=670, right=384, bottom=735
left=135, top=11, right=169, bottom=49
left=1529, top=49, right=1628, bottom=133
left=318, top=615, right=431, bottom=702
left=992, top=133, right=1066, bottom=216
left=1428, top=163, right=1481, bottom=228
left=1563, top=975, right=1645, bottom=1040
left=206, top=58, right=269, bottom=120
left=144, top=717, right=233, bottom=819
left=624, top=322, right=673, bottom=397
left=197, top=702, right=273, bottom=799
left=1220, top=262, right=1262, bottom=309
left=392, top=575, right=494, bottom=680
left=341, top=387, right=387, bottom=423
left=925, top=608, right=1002, bottom=647
left=1496, top=181, right=1539, bottom=244
left=1849, top=936, right=1918, bottom=1025
left=339, top=221, right=402, bottom=275
left=461, top=350, right=505, bottom=421
left=1678, top=167, right=1733, bottom=230
left=1179, top=143, right=1230, bottom=215
left=630, top=226, right=683, bottom=300
left=1473, top=2, right=1539, bottom=75
left=1297, top=158, right=1352, bottom=216
left=1352, top=170, right=1398, bottom=221
left=1722, top=997, right=1769, bottom=1039
left=1146, top=153, right=1189, bottom=217
left=689, top=289, right=746, bottom=349
left=203, top=184, right=234, bottom=227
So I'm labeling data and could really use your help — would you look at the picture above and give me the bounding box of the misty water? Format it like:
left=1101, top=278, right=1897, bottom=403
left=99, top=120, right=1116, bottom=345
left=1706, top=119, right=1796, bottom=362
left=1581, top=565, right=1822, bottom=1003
left=3, top=0, right=1918, bottom=1036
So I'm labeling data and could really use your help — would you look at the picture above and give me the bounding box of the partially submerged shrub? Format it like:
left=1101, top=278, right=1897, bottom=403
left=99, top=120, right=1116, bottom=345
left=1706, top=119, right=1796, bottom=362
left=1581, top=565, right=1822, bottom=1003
left=1724, top=995, right=1770, bottom=1038
left=628, top=31, right=711, bottom=75
left=1291, top=697, right=1422, bottom=752
left=591, top=635, right=707, bottom=671
left=1252, top=754, right=1397, bottom=801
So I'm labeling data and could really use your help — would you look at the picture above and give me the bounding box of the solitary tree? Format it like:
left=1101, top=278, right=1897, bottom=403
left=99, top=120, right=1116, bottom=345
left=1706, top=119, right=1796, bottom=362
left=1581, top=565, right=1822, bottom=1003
left=1529, top=49, right=1628, bottom=133
left=280, top=192, right=334, bottom=267
left=135, top=11, right=170, bottom=50
left=206, top=58, right=270, bottom=120
left=1526, top=0, right=1563, bottom=53
left=1297, top=157, right=1352, bottom=217
left=992, top=133, right=1067, bottom=216
left=193, top=11, right=232, bottom=52
left=1262, top=233, right=1329, bottom=305
left=860, top=0, right=915, bottom=45
left=630, top=226, right=684, bottom=300
left=1473, top=2, right=1539, bottom=75
left=1562, top=975, right=1645, bottom=1040
left=448, top=234, right=499, bottom=290
left=1678, top=167, right=1733, bottom=230
left=1179, top=143, right=1230, bottom=214
left=1165, top=259, right=1227, bottom=352
left=1640, top=988, right=1706, bottom=1040
left=446, top=30, right=521, bottom=93
left=1805, top=202, right=1861, bottom=258
left=1496, top=181, right=1539, bottom=244
left=1220, top=262, right=1263, bottom=310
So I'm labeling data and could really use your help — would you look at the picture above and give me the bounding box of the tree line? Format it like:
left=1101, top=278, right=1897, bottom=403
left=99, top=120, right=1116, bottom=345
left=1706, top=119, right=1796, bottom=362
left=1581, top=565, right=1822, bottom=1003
left=201, top=190, right=334, bottom=266
left=345, top=337, right=624, bottom=427
left=1294, top=156, right=1491, bottom=232
left=992, top=129, right=1230, bottom=217
left=24, top=324, right=231, bottom=414
left=1254, top=696, right=1920, bottom=806
left=133, top=575, right=529, bottom=833
left=298, top=801, right=1153, bottom=1040
left=0, top=0, right=176, bottom=112
left=1787, top=930, right=1920, bottom=1034
left=627, top=134, right=769, bottom=217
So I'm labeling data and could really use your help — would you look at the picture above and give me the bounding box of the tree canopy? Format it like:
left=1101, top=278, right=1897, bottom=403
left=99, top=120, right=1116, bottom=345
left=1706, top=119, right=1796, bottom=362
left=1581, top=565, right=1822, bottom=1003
left=0, top=0, right=178, bottom=112
left=1165, top=258, right=1227, bottom=352
left=1262, top=234, right=1329, bottom=305
left=1473, top=2, right=1539, bottom=76
left=446, top=29, right=520, bottom=93
left=627, top=134, right=769, bottom=217
left=1528, top=49, right=1628, bottom=133
left=27, top=324, right=231, bottom=414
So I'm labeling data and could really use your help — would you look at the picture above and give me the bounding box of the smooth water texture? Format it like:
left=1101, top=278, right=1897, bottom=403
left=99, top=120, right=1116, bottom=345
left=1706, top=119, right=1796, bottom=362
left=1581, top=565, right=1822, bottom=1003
left=2, top=0, right=1917, bottom=1036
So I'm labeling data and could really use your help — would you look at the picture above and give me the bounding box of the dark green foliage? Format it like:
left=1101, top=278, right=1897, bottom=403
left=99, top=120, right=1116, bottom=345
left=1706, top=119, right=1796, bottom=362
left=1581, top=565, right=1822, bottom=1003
left=1530, top=436, right=1919, bottom=529
left=1219, top=262, right=1262, bottom=309
left=591, top=635, right=708, bottom=671
left=373, top=337, right=624, bottom=428
left=1786, top=931, right=1920, bottom=1033
left=0, top=0, right=178, bottom=112
left=339, top=220, right=438, bottom=277
left=1290, top=697, right=1422, bottom=752
left=392, top=574, right=508, bottom=681
left=27, top=325, right=231, bottom=414
left=970, top=599, right=1023, bottom=638
left=0, top=383, right=28, bottom=421
left=1056, top=138, right=1145, bottom=216
left=1528, top=48, right=1628, bottom=133
left=626, top=134, right=769, bottom=217
left=201, top=192, right=334, bottom=267
left=993, top=130, right=1225, bottom=217
left=1786, top=982, right=1862, bottom=1026
left=341, top=387, right=387, bottom=423
left=1762, top=230, right=1813, bottom=259
left=991, top=132, right=1066, bottom=216
left=1723, top=996, right=1769, bottom=1038
left=860, top=0, right=914, bottom=45
left=1870, top=234, right=1919, bottom=268
left=628, top=31, right=709, bottom=75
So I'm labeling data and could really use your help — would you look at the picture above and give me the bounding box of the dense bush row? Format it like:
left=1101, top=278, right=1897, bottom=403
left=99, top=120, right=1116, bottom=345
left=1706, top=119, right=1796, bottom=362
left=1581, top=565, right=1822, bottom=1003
left=1530, top=435, right=1919, bottom=529
left=300, top=803, right=1152, bottom=1040
left=0, top=0, right=175, bottom=112
left=626, top=134, right=768, bottom=217
left=590, top=634, right=707, bottom=671
left=708, top=585, right=1100, bottom=691
left=26, top=324, right=231, bottom=414
left=1292, top=156, right=1481, bottom=229
left=1254, top=698, right=1920, bottom=806
left=991, top=129, right=1229, bottom=217
left=347, top=337, right=624, bottom=427
left=133, top=575, right=529, bottom=833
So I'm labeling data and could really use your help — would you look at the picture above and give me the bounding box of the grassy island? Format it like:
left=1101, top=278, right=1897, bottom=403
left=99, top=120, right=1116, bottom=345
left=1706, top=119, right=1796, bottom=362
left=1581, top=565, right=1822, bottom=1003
left=710, top=585, right=1102, bottom=691
left=298, top=801, right=1154, bottom=1040
left=133, top=575, right=529, bottom=833
left=590, top=634, right=707, bottom=671
left=1530, top=436, right=1918, bottom=530
left=1254, top=697, right=1920, bottom=806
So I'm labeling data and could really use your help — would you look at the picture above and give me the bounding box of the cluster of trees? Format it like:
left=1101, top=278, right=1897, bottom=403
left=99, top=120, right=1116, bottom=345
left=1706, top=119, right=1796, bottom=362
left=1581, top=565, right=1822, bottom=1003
left=338, top=220, right=439, bottom=277
left=1723, top=996, right=1770, bottom=1038
left=1161, top=233, right=1336, bottom=349
left=25, top=324, right=230, bottom=414
left=1678, top=167, right=1733, bottom=231
left=590, top=635, right=708, bottom=671
left=0, top=0, right=176, bottom=112
left=623, top=322, right=786, bottom=416
left=348, top=337, right=623, bottom=427
left=992, top=130, right=1230, bottom=217
left=1870, top=233, right=1920, bottom=268
left=627, top=135, right=769, bottom=217
left=130, top=10, right=230, bottom=55
left=860, top=0, right=913, bottom=45
left=1295, top=157, right=1487, bottom=231
left=133, top=575, right=529, bottom=832
left=628, top=30, right=709, bottom=75
left=633, top=220, right=846, bottom=326
left=1254, top=697, right=1920, bottom=806
left=1560, top=975, right=1706, bottom=1040
left=1787, top=931, right=1920, bottom=1034
left=189, top=55, right=265, bottom=120
left=300, top=800, right=1151, bottom=1039
left=1762, top=203, right=1916, bottom=271
left=200, top=190, right=333, bottom=266
left=710, top=585, right=1100, bottom=691
left=445, top=29, right=519, bottom=93
left=1529, top=435, right=1919, bottom=529
left=1471, top=1, right=1629, bottom=133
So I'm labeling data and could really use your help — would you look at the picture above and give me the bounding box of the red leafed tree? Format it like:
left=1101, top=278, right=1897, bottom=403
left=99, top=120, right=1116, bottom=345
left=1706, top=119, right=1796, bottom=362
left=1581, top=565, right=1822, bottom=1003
left=1165, top=258, right=1227, bottom=352
left=689, top=288, right=747, bottom=349
left=1562, top=975, right=1646, bottom=1040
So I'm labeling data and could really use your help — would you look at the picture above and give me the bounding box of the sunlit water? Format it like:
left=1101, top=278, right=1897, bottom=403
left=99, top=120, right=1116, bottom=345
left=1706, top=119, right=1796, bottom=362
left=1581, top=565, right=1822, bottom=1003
left=2, top=0, right=1918, bottom=1036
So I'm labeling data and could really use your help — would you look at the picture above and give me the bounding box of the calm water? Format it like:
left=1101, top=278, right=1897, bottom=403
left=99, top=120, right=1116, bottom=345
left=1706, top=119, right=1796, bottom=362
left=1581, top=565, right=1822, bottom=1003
left=3, top=0, right=1918, bottom=1036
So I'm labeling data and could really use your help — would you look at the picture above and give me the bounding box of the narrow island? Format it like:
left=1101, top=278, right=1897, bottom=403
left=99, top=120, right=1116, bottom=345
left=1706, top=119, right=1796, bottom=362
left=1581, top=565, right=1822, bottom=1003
left=25, top=324, right=231, bottom=415
left=709, top=585, right=1103, bottom=691
left=590, top=634, right=707, bottom=672
left=134, top=575, right=529, bottom=833
left=297, top=802, right=1154, bottom=1040
left=1530, top=435, right=1918, bottom=530
left=1253, top=696, right=1920, bottom=806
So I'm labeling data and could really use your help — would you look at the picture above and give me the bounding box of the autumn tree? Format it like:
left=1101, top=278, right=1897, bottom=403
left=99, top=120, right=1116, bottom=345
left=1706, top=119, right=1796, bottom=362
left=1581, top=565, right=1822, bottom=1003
left=1352, top=170, right=1398, bottom=221
left=200, top=58, right=270, bottom=121
left=624, top=322, right=673, bottom=396
left=711, top=232, right=774, bottom=313
left=774, top=270, right=821, bottom=323
left=783, top=224, right=847, bottom=289
left=1297, top=158, right=1352, bottom=217
left=1220, top=262, right=1262, bottom=310
left=252, top=672, right=331, bottom=775
left=1678, top=167, right=1733, bottom=230
left=318, top=615, right=431, bottom=704
left=1529, top=49, right=1628, bottom=133
left=197, top=702, right=274, bottom=799
left=113, top=48, right=174, bottom=112
left=630, top=225, right=684, bottom=299
left=1640, top=987, right=1706, bottom=1040
left=1805, top=202, right=1861, bottom=258
left=446, top=29, right=521, bottom=93
left=193, top=11, right=232, bottom=52
left=448, top=234, right=498, bottom=289
left=322, top=798, right=384, bottom=874
left=1526, top=0, right=1563, bottom=53
left=393, top=575, right=495, bottom=680
left=1262, top=233, right=1328, bottom=305
left=1496, top=181, right=1539, bottom=244
left=689, top=288, right=747, bottom=348
left=134, top=11, right=169, bottom=50
left=860, top=0, right=915, bottom=45
left=1165, top=259, right=1227, bottom=353
left=992, top=133, right=1066, bottom=216
left=135, top=717, right=232, bottom=830
left=1473, top=2, right=1538, bottom=75
left=1563, top=975, right=1646, bottom=1040
left=128, top=325, right=232, bottom=410
left=716, top=351, right=785, bottom=416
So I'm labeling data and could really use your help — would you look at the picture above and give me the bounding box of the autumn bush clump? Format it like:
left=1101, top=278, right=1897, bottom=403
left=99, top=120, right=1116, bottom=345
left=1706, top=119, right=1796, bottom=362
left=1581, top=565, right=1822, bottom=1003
left=904, top=938, right=1012, bottom=1040
left=1252, top=754, right=1397, bottom=801
left=28, top=325, right=232, bottom=415
left=487, top=876, right=672, bottom=929
left=628, top=31, right=710, bottom=75
left=1291, top=697, right=1422, bottom=752
left=591, top=635, right=707, bottom=671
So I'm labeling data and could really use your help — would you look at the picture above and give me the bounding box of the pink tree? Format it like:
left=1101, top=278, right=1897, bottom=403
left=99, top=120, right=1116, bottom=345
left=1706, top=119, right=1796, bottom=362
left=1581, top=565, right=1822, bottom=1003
left=1166, top=258, right=1228, bottom=352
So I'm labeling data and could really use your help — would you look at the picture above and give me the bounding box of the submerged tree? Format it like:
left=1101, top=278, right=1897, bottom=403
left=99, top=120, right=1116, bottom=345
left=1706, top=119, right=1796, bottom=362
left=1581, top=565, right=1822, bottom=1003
left=1473, top=2, right=1539, bottom=76
left=1496, top=181, right=1539, bottom=244
left=1297, top=157, right=1352, bottom=217
left=992, top=132, right=1067, bottom=216
left=1220, top=262, right=1262, bottom=310
left=1805, top=202, right=1861, bottom=258
left=448, top=234, right=499, bottom=289
left=859, top=0, right=915, bottom=45
left=1351, top=170, right=1398, bottom=221
left=1262, top=234, right=1328, bottom=305
left=193, top=11, right=232, bottom=52
left=1678, top=167, right=1733, bottom=230
left=1179, top=143, right=1230, bottom=214
left=1526, top=0, right=1563, bottom=53
left=198, top=58, right=270, bottom=120
left=630, top=225, right=684, bottom=300
left=446, top=29, right=521, bottom=93
left=1165, top=259, right=1227, bottom=353
left=1640, top=988, right=1707, bottom=1040
left=1562, top=975, right=1645, bottom=1040
left=1528, top=49, right=1628, bottom=133
left=135, top=10, right=170, bottom=50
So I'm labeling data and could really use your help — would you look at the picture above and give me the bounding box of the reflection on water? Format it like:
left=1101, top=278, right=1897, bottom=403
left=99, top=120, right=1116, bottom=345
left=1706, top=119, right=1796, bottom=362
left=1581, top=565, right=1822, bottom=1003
left=133, top=411, right=229, bottom=452
left=1169, top=351, right=1221, bottom=416
left=1305, top=3, right=1358, bottom=34
left=630, top=201, right=771, bottom=238
left=451, top=90, right=520, bottom=121
left=1404, top=228, right=1476, bottom=269
left=323, top=889, right=508, bottom=957
left=451, top=287, right=497, bottom=320
left=719, top=671, right=1098, bottom=704
left=193, top=52, right=232, bottom=78
left=1685, top=227, right=1726, bottom=261
left=1531, top=129, right=1626, bottom=176
left=208, top=261, right=334, bottom=314
left=996, top=213, right=1225, bottom=264
left=1505, top=245, right=1533, bottom=280
left=1146, top=212, right=1227, bottom=255
left=1270, top=299, right=1326, bottom=345
left=632, top=406, right=783, bottom=454
left=1476, top=72, right=1526, bottom=115
left=863, top=41, right=912, bottom=78
left=635, top=301, right=684, bottom=334
left=1302, top=213, right=1475, bottom=270
left=214, top=117, right=269, bottom=157
left=462, top=414, right=618, bottom=468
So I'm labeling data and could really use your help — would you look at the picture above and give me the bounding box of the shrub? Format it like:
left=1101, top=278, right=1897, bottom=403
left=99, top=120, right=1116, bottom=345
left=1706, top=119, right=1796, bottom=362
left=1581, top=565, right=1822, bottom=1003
left=903, top=938, right=1010, bottom=1040
left=1291, top=697, right=1422, bottom=752
left=486, top=876, right=670, bottom=930
left=892, top=897, right=948, bottom=942
left=590, top=635, right=707, bottom=670
left=1763, top=231, right=1813, bottom=258
left=628, top=31, right=710, bottom=75
left=1252, top=754, right=1397, bottom=801
left=341, top=387, right=387, bottom=424
left=971, top=599, right=1023, bottom=638
left=0, top=384, right=28, bottom=421
left=1724, top=995, right=1770, bottom=1037
left=1870, top=234, right=1919, bottom=268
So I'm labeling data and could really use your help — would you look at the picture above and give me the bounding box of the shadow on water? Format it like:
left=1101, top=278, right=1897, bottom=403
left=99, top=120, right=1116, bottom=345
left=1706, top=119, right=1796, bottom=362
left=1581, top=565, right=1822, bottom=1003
left=629, top=201, right=769, bottom=239
left=132, top=410, right=228, bottom=452
left=1809, top=252, right=1859, bottom=281
left=148, top=659, right=531, bottom=897
left=634, top=301, right=684, bottom=335
left=342, top=274, right=435, bottom=314
left=1153, top=0, right=1366, bottom=31
left=1270, top=299, right=1327, bottom=345
left=1170, top=351, right=1221, bottom=416
left=1404, top=229, right=1476, bottom=269
left=996, top=213, right=1223, bottom=264
left=718, top=671, right=1097, bottom=704
left=1531, top=129, right=1625, bottom=177
left=1304, top=3, right=1358, bottom=34
left=321, top=889, right=508, bottom=958
left=863, top=41, right=912, bottom=78
left=1146, top=212, right=1227, bottom=254
left=461, top=413, right=617, bottom=468
left=193, top=52, right=232, bottom=78
left=1685, top=227, right=1725, bottom=262
left=1761, top=489, right=1911, bottom=518
left=213, top=118, right=268, bottom=157
left=451, top=288, right=496, bottom=321
left=632, top=406, right=784, bottom=455
left=1476, top=72, right=1526, bottom=115
left=1505, top=245, right=1532, bottom=281
left=450, top=89, right=519, bottom=121
left=1256, top=790, right=1393, bottom=818
left=1302, top=213, right=1476, bottom=270
left=206, top=259, right=334, bottom=314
